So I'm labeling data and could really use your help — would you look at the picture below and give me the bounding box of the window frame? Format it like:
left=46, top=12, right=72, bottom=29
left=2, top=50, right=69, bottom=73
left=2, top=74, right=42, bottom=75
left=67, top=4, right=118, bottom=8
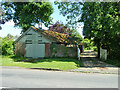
left=25, top=40, right=32, bottom=44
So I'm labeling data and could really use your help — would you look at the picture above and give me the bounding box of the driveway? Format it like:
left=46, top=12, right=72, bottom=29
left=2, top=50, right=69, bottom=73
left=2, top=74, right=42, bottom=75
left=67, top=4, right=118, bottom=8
left=0, top=68, right=118, bottom=88
left=80, top=50, right=115, bottom=67
left=70, top=50, right=118, bottom=74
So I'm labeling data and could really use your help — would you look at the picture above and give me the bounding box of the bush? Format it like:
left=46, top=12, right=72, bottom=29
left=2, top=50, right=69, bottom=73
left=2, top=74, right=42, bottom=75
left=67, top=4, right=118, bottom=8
left=1, top=34, right=14, bottom=55
left=82, top=38, right=97, bottom=50
left=92, top=46, right=97, bottom=51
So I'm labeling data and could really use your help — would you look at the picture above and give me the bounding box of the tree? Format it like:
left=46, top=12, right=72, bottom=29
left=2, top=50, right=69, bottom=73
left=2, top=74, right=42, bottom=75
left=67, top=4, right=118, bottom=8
left=81, top=38, right=97, bottom=50
left=0, top=6, right=6, bottom=30
left=48, top=21, right=83, bottom=43
left=1, top=2, right=54, bottom=32
left=48, top=21, right=71, bottom=35
left=54, top=2, right=83, bottom=26
left=55, top=2, right=120, bottom=58
left=81, top=2, right=120, bottom=58
left=1, top=34, right=14, bottom=55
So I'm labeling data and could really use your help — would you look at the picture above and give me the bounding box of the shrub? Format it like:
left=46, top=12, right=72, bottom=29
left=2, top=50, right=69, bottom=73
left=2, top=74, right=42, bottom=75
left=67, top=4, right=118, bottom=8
left=82, top=38, right=97, bottom=50
left=1, top=34, right=14, bottom=55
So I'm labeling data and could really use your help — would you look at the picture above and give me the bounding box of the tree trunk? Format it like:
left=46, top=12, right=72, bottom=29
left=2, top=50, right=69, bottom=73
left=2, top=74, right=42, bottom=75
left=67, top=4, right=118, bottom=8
left=97, top=41, right=100, bottom=58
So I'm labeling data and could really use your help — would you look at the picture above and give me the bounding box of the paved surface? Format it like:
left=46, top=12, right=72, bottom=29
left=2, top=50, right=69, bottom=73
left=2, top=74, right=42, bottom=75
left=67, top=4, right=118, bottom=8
left=81, top=50, right=115, bottom=67
left=0, top=68, right=118, bottom=88
left=69, top=50, right=118, bottom=74
left=69, top=67, right=118, bottom=74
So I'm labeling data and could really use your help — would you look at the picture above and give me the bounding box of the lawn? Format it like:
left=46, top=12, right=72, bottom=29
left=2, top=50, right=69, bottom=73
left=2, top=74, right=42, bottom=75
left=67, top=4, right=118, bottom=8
left=0, top=55, right=82, bottom=70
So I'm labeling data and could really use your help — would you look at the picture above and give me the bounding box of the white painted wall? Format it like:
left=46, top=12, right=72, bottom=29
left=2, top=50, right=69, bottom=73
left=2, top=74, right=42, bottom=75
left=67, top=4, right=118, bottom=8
left=17, top=29, right=51, bottom=58
left=18, top=29, right=51, bottom=44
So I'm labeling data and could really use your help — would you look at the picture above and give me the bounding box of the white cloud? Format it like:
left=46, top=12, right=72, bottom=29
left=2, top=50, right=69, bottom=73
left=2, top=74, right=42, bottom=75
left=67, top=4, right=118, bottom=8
left=76, top=25, right=84, bottom=38
left=4, top=20, right=15, bottom=26
left=0, top=20, right=21, bottom=37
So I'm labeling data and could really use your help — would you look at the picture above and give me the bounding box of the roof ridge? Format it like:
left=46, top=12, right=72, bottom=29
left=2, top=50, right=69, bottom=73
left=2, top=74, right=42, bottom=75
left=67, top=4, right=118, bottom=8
left=31, top=26, right=69, bottom=36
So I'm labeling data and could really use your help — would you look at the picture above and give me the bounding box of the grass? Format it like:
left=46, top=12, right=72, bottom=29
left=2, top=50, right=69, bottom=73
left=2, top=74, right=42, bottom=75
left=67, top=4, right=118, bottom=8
left=0, top=55, right=82, bottom=70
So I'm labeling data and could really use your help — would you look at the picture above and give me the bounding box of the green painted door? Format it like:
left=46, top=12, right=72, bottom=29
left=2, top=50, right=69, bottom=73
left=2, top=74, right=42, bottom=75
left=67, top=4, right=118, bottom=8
left=26, top=44, right=45, bottom=58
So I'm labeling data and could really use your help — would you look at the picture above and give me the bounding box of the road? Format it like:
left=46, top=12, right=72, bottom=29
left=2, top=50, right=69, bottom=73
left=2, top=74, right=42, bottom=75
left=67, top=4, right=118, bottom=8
left=0, top=68, right=118, bottom=88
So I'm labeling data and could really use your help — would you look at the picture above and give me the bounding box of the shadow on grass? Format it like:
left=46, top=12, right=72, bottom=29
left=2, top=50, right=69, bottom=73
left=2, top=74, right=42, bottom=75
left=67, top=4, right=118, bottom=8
left=10, top=55, right=28, bottom=62
left=10, top=56, right=82, bottom=67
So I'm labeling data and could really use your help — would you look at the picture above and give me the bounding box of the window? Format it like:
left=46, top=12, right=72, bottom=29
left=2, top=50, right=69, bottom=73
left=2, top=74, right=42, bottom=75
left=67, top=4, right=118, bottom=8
left=38, top=36, right=42, bottom=37
left=25, top=33, right=32, bottom=35
left=25, top=40, right=32, bottom=44
left=38, top=40, right=42, bottom=44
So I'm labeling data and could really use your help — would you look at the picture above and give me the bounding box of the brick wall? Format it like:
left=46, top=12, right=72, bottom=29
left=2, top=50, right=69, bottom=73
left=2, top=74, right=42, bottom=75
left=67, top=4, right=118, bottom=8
left=15, top=43, right=77, bottom=58
left=49, top=44, right=77, bottom=58
left=15, top=43, right=26, bottom=57
left=45, top=43, right=51, bottom=57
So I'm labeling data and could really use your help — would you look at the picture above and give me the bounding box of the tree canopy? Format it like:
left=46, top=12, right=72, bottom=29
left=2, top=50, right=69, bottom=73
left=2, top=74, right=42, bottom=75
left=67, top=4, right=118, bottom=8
left=0, top=6, right=6, bottom=30
left=55, top=2, right=120, bottom=58
left=48, top=21, right=83, bottom=42
left=48, top=21, right=71, bottom=34
left=1, top=2, right=54, bottom=32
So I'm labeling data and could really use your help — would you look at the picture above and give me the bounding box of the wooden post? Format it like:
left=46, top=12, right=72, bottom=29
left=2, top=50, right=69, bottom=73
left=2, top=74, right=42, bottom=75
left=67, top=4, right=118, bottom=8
left=77, top=48, right=80, bottom=60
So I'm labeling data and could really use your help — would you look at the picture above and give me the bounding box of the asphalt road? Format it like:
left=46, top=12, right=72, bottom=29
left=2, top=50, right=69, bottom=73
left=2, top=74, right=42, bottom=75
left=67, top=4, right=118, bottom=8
left=0, top=68, right=118, bottom=88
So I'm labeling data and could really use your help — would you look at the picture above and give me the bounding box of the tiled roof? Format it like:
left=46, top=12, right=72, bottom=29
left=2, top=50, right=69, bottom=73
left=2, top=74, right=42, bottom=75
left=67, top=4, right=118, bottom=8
left=32, top=26, right=81, bottom=44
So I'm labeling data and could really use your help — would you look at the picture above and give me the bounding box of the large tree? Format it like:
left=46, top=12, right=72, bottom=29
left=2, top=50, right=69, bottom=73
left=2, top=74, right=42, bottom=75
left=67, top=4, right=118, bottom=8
left=0, top=6, right=6, bottom=30
left=55, top=2, right=120, bottom=58
left=1, top=2, right=53, bottom=32
left=49, top=21, right=83, bottom=42
left=48, top=21, right=71, bottom=34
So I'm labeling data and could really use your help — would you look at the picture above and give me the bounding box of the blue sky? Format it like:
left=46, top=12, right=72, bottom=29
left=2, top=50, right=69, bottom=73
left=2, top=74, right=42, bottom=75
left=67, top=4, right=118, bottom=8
left=0, top=2, right=83, bottom=37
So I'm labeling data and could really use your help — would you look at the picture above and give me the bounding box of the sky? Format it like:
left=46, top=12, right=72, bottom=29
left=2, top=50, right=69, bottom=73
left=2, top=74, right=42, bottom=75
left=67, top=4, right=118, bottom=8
left=0, top=2, right=83, bottom=37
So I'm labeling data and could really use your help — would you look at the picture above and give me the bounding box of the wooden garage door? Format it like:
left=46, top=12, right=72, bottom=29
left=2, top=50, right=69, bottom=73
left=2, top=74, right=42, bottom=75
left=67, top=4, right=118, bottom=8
left=26, top=44, right=45, bottom=58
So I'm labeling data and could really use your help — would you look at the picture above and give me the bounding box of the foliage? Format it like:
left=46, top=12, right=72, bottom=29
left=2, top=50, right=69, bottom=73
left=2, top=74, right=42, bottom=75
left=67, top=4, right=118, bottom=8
left=1, top=2, right=54, bottom=32
left=55, top=2, right=120, bottom=58
left=50, top=44, right=76, bottom=57
left=70, top=28, right=83, bottom=41
left=1, top=55, right=82, bottom=70
left=48, top=21, right=83, bottom=44
left=54, top=2, right=83, bottom=26
left=1, top=34, right=14, bottom=55
left=0, top=7, right=6, bottom=30
left=50, top=44, right=58, bottom=55
left=81, top=38, right=97, bottom=50
left=49, top=21, right=71, bottom=34
left=81, top=2, right=120, bottom=58
left=81, top=38, right=91, bottom=50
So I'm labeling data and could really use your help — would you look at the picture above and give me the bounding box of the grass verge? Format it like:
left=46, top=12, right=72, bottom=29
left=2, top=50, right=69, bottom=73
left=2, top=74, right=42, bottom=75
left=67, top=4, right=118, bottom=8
left=1, top=55, right=82, bottom=70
